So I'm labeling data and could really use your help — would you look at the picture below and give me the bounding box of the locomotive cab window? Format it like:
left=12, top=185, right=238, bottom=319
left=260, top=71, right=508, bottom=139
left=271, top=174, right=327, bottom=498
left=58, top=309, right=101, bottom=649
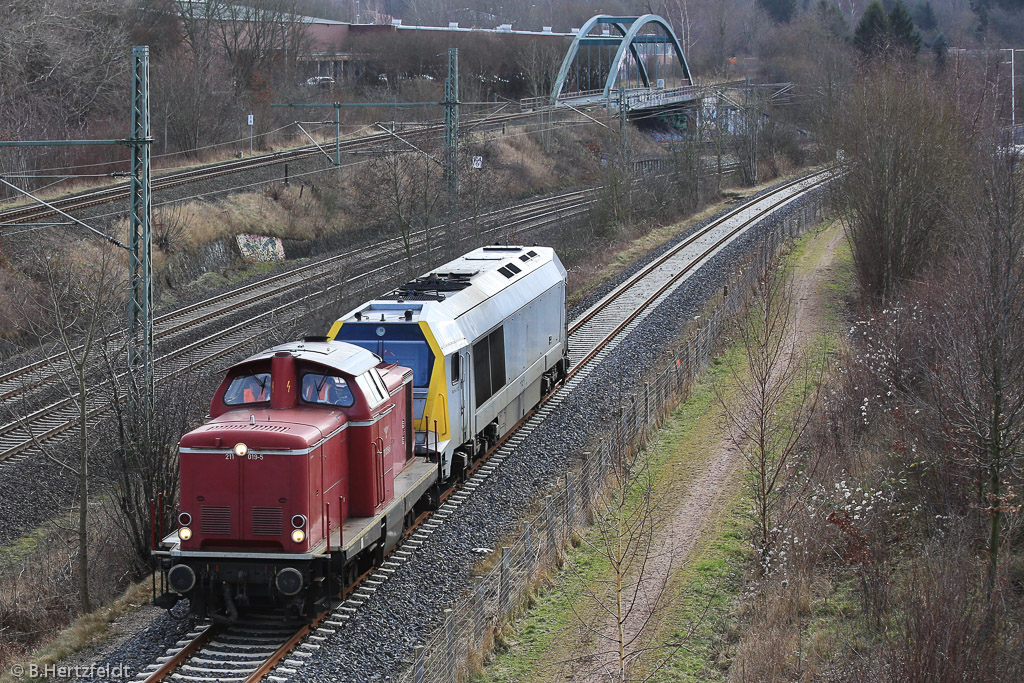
left=223, top=372, right=271, bottom=405
left=334, top=324, right=434, bottom=387
left=300, top=372, right=354, bottom=407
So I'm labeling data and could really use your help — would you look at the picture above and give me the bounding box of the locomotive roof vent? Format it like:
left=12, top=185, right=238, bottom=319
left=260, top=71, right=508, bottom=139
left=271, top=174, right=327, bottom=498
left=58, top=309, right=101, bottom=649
left=302, top=335, right=329, bottom=343
left=497, top=262, right=523, bottom=279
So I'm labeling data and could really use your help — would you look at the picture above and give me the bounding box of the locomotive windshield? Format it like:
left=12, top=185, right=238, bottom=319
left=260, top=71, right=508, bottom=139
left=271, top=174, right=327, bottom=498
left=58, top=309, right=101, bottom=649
left=300, top=372, right=355, bottom=407
left=334, top=324, right=433, bottom=386
left=334, top=323, right=433, bottom=418
left=223, top=372, right=271, bottom=405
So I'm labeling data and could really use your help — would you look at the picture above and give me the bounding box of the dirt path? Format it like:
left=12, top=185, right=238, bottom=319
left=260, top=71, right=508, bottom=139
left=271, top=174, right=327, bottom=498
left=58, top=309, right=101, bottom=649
left=568, top=225, right=843, bottom=682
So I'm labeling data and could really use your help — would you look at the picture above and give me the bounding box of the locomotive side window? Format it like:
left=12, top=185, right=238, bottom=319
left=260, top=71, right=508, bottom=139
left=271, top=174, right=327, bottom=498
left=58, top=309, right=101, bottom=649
left=473, top=338, right=490, bottom=405
left=488, top=328, right=506, bottom=394
left=223, top=372, right=271, bottom=405
left=370, top=369, right=390, bottom=398
left=355, top=372, right=386, bottom=408
left=451, top=353, right=461, bottom=383
left=473, top=326, right=506, bottom=405
left=300, top=372, right=355, bottom=407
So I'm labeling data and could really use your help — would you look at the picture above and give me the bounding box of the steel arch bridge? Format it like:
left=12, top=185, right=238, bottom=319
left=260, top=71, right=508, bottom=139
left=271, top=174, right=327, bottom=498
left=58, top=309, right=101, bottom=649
left=549, top=14, right=697, bottom=110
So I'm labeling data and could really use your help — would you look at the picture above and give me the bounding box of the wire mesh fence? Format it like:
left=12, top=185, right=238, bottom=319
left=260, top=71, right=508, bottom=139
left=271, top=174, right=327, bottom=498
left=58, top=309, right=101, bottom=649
left=396, top=193, right=828, bottom=683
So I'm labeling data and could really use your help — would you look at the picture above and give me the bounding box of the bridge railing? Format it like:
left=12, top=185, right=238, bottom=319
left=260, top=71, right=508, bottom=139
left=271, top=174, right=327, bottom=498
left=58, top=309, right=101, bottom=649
left=523, top=84, right=703, bottom=112
left=621, top=84, right=700, bottom=109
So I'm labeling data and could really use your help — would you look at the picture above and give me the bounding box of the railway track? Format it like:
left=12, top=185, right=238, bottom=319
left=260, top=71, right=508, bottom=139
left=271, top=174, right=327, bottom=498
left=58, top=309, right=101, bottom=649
left=0, top=108, right=571, bottom=227
left=132, top=169, right=828, bottom=683
left=0, top=187, right=596, bottom=467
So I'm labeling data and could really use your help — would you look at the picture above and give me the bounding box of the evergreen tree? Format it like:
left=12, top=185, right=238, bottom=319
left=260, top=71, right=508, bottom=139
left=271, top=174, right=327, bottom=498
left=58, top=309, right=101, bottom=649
left=913, top=1, right=938, bottom=31
left=933, top=32, right=948, bottom=71
left=854, top=1, right=890, bottom=56
left=818, top=0, right=849, bottom=37
left=890, top=1, right=923, bottom=54
left=758, top=0, right=797, bottom=22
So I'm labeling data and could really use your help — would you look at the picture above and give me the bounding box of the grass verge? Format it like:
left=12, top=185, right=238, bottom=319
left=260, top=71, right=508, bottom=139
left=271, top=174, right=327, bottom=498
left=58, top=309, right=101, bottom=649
left=475, top=335, right=748, bottom=682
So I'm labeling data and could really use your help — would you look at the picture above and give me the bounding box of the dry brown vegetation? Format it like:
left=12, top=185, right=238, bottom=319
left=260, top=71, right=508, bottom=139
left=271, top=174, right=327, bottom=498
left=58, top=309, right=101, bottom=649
left=0, top=512, right=147, bottom=677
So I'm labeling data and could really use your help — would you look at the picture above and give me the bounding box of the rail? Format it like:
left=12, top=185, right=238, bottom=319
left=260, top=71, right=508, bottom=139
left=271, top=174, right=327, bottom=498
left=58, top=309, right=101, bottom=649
left=0, top=155, right=748, bottom=467
left=0, top=189, right=595, bottom=466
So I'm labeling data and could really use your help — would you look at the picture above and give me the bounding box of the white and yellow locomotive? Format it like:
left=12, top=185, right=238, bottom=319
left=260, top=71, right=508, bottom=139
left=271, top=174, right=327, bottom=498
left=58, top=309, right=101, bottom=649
left=329, top=245, right=569, bottom=480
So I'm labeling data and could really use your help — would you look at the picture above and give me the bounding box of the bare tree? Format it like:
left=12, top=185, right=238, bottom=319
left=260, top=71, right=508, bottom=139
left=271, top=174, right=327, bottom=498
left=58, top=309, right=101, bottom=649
left=0, top=0, right=129, bottom=190
left=354, top=142, right=445, bottom=271
left=11, top=244, right=124, bottom=612
left=564, top=446, right=675, bottom=682
left=99, top=349, right=205, bottom=575
left=827, top=65, right=971, bottom=304
left=210, top=0, right=313, bottom=93
left=515, top=37, right=564, bottom=101
left=918, top=144, right=1024, bottom=594
left=724, top=250, right=822, bottom=567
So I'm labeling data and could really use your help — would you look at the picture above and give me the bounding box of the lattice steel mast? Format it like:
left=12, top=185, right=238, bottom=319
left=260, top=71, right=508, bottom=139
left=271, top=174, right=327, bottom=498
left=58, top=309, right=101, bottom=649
left=128, top=45, right=155, bottom=433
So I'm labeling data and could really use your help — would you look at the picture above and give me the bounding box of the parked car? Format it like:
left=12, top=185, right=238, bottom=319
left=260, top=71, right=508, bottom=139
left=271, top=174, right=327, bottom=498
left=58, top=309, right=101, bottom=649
left=305, top=76, right=335, bottom=88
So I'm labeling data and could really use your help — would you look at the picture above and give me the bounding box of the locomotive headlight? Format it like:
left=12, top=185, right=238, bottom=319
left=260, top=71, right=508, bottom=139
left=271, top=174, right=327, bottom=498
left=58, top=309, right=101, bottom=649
left=291, top=514, right=307, bottom=529
left=290, top=528, right=306, bottom=543
left=178, top=526, right=192, bottom=541
left=234, top=442, right=248, bottom=457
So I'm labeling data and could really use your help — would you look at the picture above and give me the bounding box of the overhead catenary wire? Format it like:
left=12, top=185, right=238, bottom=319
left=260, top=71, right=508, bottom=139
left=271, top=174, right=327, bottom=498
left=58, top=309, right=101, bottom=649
left=4, top=98, right=521, bottom=180
left=0, top=176, right=127, bottom=248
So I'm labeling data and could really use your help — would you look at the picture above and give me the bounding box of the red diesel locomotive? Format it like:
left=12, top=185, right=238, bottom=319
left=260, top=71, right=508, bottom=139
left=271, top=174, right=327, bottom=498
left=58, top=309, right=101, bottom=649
left=155, top=339, right=431, bottom=620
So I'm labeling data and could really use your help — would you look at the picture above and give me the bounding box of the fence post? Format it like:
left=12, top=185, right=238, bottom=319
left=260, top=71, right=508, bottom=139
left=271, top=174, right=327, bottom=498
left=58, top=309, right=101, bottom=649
left=566, top=472, right=576, bottom=536
left=580, top=457, right=592, bottom=523
left=414, top=645, right=425, bottom=683
left=546, top=499, right=557, bottom=561
left=499, top=546, right=510, bottom=615
left=524, top=521, right=534, bottom=579
left=474, top=580, right=485, bottom=643
left=445, top=608, right=455, bottom=683
left=644, top=382, right=650, bottom=428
